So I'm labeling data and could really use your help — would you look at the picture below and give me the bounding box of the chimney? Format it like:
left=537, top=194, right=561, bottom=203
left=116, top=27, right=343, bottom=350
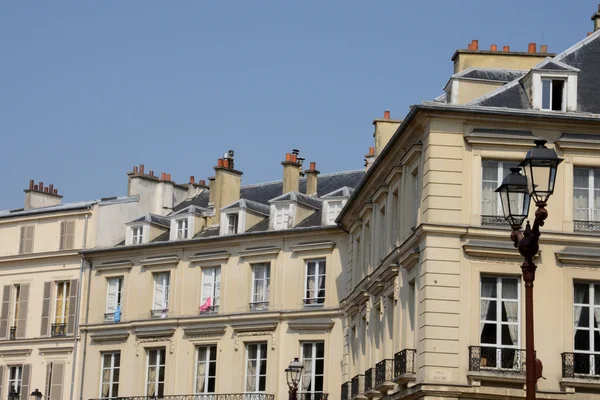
left=490, top=44, right=498, bottom=51
left=593, top=4, right=600, bottom=31
left=305, top=162, right=320, bottom=196
left=208, top=176, right=216, bottom=206
left=528, top=42, right=537, bottom=53
left=471, top=39, right=479, bottom=50
left=373, top=110, right=402, bottom=156
left=503, top=45, right=510, bottom=52
left=213, top=150, right=242, bottom=220
left=540, top=44, right=548, bottom=53
left=282, top=150, right=301, bottom=194
left=186, top=175, right=209, bottom=198
left=24, top=180, right=63, bottom=210
left=364, top=147, right=375, bottom=171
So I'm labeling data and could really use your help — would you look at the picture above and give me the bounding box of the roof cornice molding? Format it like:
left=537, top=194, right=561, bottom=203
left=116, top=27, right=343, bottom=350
left=238, top=246, right=281, bottom=259
left=139, top=255, right=180, bottom=268
left=189, top=251, right=231, bottom=265
left=290, top=241, right=336, bottom=254
left=372, top=186, right=389, bottom=205
left=384, top=166, right=403, bottom=186
left=95, top=260, right=134, bottom=272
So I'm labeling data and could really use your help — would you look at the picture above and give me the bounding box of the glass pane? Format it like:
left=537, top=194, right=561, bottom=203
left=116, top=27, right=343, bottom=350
left=316, top=342, right=325, bottom=358
left=481, top=278, right=497, bottom=298
left=112, top=383, right=118, bottom=397
left=482, top=161, right=499, bottom=181
left=481, top=323, right=497, bottom=344
left=481, top=300, right=497, bottom=321
left=158, top=365, right=165, bottom=382
left=114, top=352, right=120, bottom=366
left=113, top=367, right=120, bottom=382
left=542, top=79, right=551, bottom=109
left=307, top=262, right=316, bottom=276
left=482, top=182, right=499, bottom=215
left=259, top=359, right=267, bottom=375
left=574, top=189, right=590, bottom=220
left=209, top=346, right=217, bottom=361
left=574, top=169, right=590, bottom=189
left=260, top=343, right=267, bottom=354
left=501, top=324, right=518, bottom=346
left=575, top=329, right=590, bottom=350
left=208, top=377, right=215, bottom=393
left=149, top=350, right=157, bottom=365
left=103, top=355, right=111, bottom=368
left=596, top=331, right=600, bottom=352
left=502, top=279, right=518, bottom=299
left=198, top=347, right=207, bottom=362
left=575, top=284, right=589, bottom=304
left=596, top=286, right=600, bottom=305
left=248, top=345, right=257, bottom=359
left=315, top=359, right=324, bottom=374
left=303, top=344, right=312, bottom=358
left=315, top=375, right=324, bottom=391
left=577, top=307, right=590, bottom=327
left=209, top=361, right=216, bottom=376
left=259, top=376, right=266, bottom=391
left=502, top=301, right=518, bottom=323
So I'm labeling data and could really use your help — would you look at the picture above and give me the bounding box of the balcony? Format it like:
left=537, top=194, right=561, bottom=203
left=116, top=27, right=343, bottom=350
left=574, top=220, right=600, bottom=232
left=303, top=298, right=325, bottom=307
left=469, top=346, right=526, bottom=373
left=562, top=352, right=600, bottom=379
left=375, top=359, right=394, bottom=391
left=481, top=215, right=508, bottom=227
left=9, top=325, right=16, bottom=340
left=199, top=305, right=220, bottom=314
left=341, top=381, right=351, bottom=400
left=364, top=368, right=374, bottom=392
left=50, top=323, right=67, bottom=337
left=249, top=301, right=269, bottom=311
left=90, top=395, right=275, bottom=400
left=150, top=309, right=169, bottom=318
left=297, top=393, right=328, bottom=400
left=393, top=349, right=416, bottom=385
left=104, top=313, right=121, bottom=323
left=351, top=374, right=365, bottom=399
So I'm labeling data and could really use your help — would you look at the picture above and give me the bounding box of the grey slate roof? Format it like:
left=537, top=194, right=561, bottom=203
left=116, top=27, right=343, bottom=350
left=221, top=199, right=270, bottom=216
left=474, top=80, right=531, bottom=109
left=0, top=200, right=97, bottom=219
left=269, top=191, right=323, bottom=210
left=127, top=213, right=170, bottom=228
left=455, top=68, right=526, bottom=82
left=296, top=211, right=323, bottom=228
left=322, top=186, right=354, bottom=198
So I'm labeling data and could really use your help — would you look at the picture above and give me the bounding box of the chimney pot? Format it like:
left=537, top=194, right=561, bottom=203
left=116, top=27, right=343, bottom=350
left=528, top=42, right=537, bottom=53
left=39, top=182, right=44, bottom=191
left=217, top=158, right=224, bottom=168
left=490, top=44, right=498, bottom=51
left=503, top=45, right=510, bottom=52
left=34, top=185, right=38, bottom=190
left=467, top=43, right=473, bottom=50
left=44, top=187, right=49, bottom=193
left=540, top=44, right=548, bottom=53
left=369, top=146, right=375, bottom=156
left=149, top=170, right=154, bottom=176
left=133, top=166, right=138, bottom=173
left=190, top=176, right=195, bottom=184
left=471, top=39, right=479, bottom=50
left=49, top=184, right=54, bottom=193
left=166, top=173, right=171, bottom=181
left=291, top=154, right=297, bottom=163
left=140, top=164, right=145, bottom=174
left=224, top=158, right=230, bottom=169
left=383, top=110, right=390, bottom=120
left=53, top=189, right=58, bottom=195
left=199, top=179, right=206, bottom=186
left=29, top=180, right=34, bottom=190
left=310, top=162, right=316, bottom=170
left=285, top=153, right=292, bottom=162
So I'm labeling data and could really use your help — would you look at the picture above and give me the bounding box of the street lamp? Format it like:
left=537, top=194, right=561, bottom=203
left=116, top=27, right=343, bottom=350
left=285, top=357, right=304, bottom=400
left=496, top=139, right=563, bottom=400
left=30, top=389, right=43, bottom=400
left=7, top=388, right=19, bottom=400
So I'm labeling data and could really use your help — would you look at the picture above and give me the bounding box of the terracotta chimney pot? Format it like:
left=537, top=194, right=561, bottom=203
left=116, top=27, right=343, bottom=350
left=490, top=44, right=498, bottom=51
left=383, top=110, right=390, bottom=120
left=471, top=39, right=479, bottom=50
left=540, top=44, right=548, bottom=53
left=528, top=43, right=537, bottom=53
left=140, top=164, right=145, bottom=174
left=503, top=45, right=510, bottom=52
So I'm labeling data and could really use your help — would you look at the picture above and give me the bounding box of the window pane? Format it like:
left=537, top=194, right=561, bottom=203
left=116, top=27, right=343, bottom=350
left=482, top=161, right=499, bottom=181
left=481, top=278, right=497, bottom=298
left=574, top=169, right=590, bottom=189
left=575, top=284, right=589, bottom=304
left=502, top=279, right=518, bottom=299
left=316, top=342, right=325, bottom=358
left=481, top=323, right=497, bottom=344
left=575, top=329, right=590, bottom=350
left=501, top=324, right=518, bottom=346
left=315, top=359, right=324, bottom=374
left=481, top=300, right=496, bottom=321
left=542, top=79, right=551, bottom=109
left=502, top=301, right=518, bottom=323
left=574, top=188, right=590, bottom=220
left=576, top=307, right=590, bottom=327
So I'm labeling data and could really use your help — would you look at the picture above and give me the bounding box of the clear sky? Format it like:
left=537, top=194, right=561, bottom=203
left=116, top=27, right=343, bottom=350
left=1, top=1, right=597, bottom=209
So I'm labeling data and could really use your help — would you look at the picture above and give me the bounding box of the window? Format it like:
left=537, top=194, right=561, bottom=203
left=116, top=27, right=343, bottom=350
left=301, top=342, right=325, bottom=395
left=304, top=260, right=326, bottom=306
left=246, top=343, right=268, bottom=392
left=53, top=281, right=70, bottom=335
left=480, top=277, right=520, bottom=369
left=146, top=348, right=166, bottom=397
left=132, top=226, right=144, bottom=245
left=326, top=201, right=343, bottom=225
left=574, top=168, right=600, bottom=226
left=11, top=285, right=21, bottom=338
left=573, top=282, right=600, bottom=375
left=227, top=214, right=238, bottom=235
left=200, top=268, right=221, bottom=313
left=105, top=278, right=123, bottom=322
left=8, top=365, right=22, bottom=395
left=195, top=345, right=217, bottom=393
left=481, top=160, right=519, bottom=223
left=59, top=221, right=75, bottom=250
left=379, top=205, right=386, bottom=258
left=152, top=272, right=170, bottom=317
left=251, top=263, right=270, bottom=310
left=19, top=225, right=34, bottom=254
left=412, top=170, right=420, bottom=226
left=176, top=218, right=189, bottom=239
left=274, top=204, right=292, bottom=230
left=542, top=78, right=565, bottom=111
left=392, top=189, right=399, bottom=245
left=100, top=352, right=120, bottom=399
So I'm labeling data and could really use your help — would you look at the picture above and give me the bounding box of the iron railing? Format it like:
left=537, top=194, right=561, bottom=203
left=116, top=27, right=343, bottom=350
left=297, top=393, right=328, bottom=400
left=199, top=305, right=219, bottom=314
left=303, top=298, right=325, bottom=306
left=481, top=215, right=508, bottom=226
left=150, top=309, right=169, bottom=318
left=104, top=313, right=119, bottom=322
left=562, top=352, right=600, bottom=378
left=469, top=346, right=526, bottom=373
left=9, top=325, right=16, bottom=340
left=394, top=349, right=416, bottom=377
left=249, top=301, right=269, bottom=311
left=50, top=323, right=67, bottom=337
left=89, top=395, right=275, bottom=400
left=351, top=374, right=365, bottom=397
left=341, top=381, right=350, bottom=400
left=375, top=359, right=394, bottom=386
left=364, top=368, right=374, bottom=391
left=574, top=220, right=600, bottom=232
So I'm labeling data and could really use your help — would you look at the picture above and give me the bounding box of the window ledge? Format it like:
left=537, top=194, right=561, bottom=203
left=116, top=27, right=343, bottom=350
left=468, top=371, right=525, bottom=385
left=561, top=377, right=600, bottom=390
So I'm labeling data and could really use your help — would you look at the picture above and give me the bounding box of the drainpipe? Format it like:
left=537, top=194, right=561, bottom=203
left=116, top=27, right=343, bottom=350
left=69, top=213, right=88, bottom=400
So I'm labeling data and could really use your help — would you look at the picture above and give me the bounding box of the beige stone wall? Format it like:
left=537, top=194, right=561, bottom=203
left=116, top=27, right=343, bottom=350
left=456, top=80, right=503, bottom=104
left=454, top=53, right=549, bottom=74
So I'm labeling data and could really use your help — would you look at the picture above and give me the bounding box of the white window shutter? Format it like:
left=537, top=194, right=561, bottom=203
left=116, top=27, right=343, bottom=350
left=107, top=279, right=118, bottom=312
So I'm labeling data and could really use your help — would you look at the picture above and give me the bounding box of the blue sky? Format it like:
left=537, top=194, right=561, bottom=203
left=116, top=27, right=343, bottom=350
left=0, top=1, right=597, bottom=209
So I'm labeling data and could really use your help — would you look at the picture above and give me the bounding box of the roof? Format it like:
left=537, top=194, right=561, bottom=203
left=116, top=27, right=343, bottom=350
left=453, top=67, right=527, bottom=83
left=0, top=200, right=97, bottom=219
left=221, top=199, right=270, bottom=216
left=126, top=213, right=170, bottom=228
left=269, top=191, right=323, bottom=210
left=322, top=186, right=354, bottom=198
left=169, top=205, right=211, bottom=218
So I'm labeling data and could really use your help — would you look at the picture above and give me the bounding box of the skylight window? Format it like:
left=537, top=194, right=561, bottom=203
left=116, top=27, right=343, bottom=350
left=542, top=79, right=565, bottom=111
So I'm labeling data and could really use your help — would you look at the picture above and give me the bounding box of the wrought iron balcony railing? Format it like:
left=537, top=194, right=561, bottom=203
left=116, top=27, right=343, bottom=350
left=562, top=352, right=600, bottom=378
left=351, top=374, right=365, bottom=398
left=469, top=346, right=526, bottom=373
left=9, top=325, right=16, bottom=340
left=199, top=305, right=220, bottom=314
left=394, top=349, right=416, bottom=377
left=375, top=359, right=394, bottom=387
left=341, top=381, right=351, bottom=400
left=297, top=392, right=328, bottom=400
left=89, top=394, right=275, bottom=400
left=150, top=309, right=169, bottom=318
left=50, top=323, right=67, bottom=337
left=249, top=301, right=269, bottom=311
left=574, top=220, right=600, bottom=232
left=481, top=215, right=508, bottom=226
left=364, top=368, right=374, bottom=391
left=303, top=298, right=325, bottom=307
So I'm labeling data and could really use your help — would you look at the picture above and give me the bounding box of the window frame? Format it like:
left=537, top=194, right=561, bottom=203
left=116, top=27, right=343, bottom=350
left=194, top=345, right=217, bottom=394
left=481, top=160, right=520, bottom=218
left=573, top=282, right=600, bottom=374
left=99, top=352, right=120, bottom=399
left=8, top=365, right=22, bottom=395
left=274, top=204, right=292, bottom=230
left=574, top=167, right=600, bottom=222
left=152, top=272, right=170, bottom=312
left=201, top=267, right=221, bottom=311
left=54, top=281, right=70, bottom=325
left=479, top=276, right=521, bottom=349
left=541, top=77, right=567, bottom=111
left=301, top=341, right=325, bottom=394
left=227, top=214, right=239, bottom=235
left=131, top=226, right=144, bottom=245
left=325, top=200, right=343, bottom=225
left=245, top=342, right=268, bottom=393
left=304, top=259, right=326, bottom=306
left=251, top=263, right=271, bottom=305
left=106, top=277, right=123, bottom=314
left=11, top=284, right=21, bottom=327
left=145, top=348, right=166, bottom=397
left=176, top=218, right=189, bottom=240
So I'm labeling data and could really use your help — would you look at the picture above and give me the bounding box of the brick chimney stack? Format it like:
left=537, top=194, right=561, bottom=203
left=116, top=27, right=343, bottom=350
left=212, top=150, right=242, bottom=221
left=305, top=162, right=320, bottom=196
left=24, top=180, right=63, bottom=210
left=593, top=4, right=600, bottom=31
left=373, top=110, right=402, bottom=156
left=282, top=150, right=301, bottom=194
left=364, top=147, right=375, bottom=171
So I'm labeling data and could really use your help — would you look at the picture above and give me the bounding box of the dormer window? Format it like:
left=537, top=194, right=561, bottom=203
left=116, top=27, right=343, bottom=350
left=132, top=226, right=144, bottom=245
left=542, top=78, right=565, bottom=111
left=227, top=214, right=239, bottom=235
left=274, top=204, right=292, bottom=230
left=176, top=218, right=189, bottom=239
left=326, top=201, right=343, bottom=225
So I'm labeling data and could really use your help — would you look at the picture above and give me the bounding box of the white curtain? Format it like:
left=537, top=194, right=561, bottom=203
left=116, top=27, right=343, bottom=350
left=574, top=169, right=590, bottom=220
left=147, top=367, right=157, bottom=396
left=196, top=363, right=206, bottom=393
left=246, top=360, right=256, bottom=391
left=480, top=279, right=495, bottom=336
left=107, top=278, right=118, bottom=313
left=574, top=284, right=587, bottom=329
left=101, top=368, right=110, bottom=397
left=302, top=358, right=312, bottom=392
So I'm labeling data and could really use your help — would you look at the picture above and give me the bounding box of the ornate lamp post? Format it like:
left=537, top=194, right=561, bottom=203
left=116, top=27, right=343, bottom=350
left=7, top=388, right=19, bottom=400
left=30, top=390, right=43, bottom=400
left=285, top=357, right=304, bottom=400
left=495, top=140, right=563, bottom=400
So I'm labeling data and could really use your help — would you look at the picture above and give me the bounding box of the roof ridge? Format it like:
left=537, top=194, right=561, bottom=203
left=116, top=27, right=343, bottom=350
left=556, top=29, right=600, bottom=61
left=239, top=169, right=364, bottom=189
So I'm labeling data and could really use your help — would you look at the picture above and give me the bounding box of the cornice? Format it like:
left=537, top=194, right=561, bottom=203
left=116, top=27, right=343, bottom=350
left=182, top=323, right=227, bottom=336
left=238, top=246, right=280, bottom=259
left=89, top=329, right=131, bottom=343
left=189, top=250, right=231, bottom=264
left=0, top=348, right=33, bottom=358
left=95, top=260, right=134, bottom=272
left=384, top=166, right=403, bottom=186
left=287, top=318, right=335, bottom=331
left=0, top=250, right=80, bottom=265
left=139, top=255, right=180, bottom=267
left=290, top=241, right=336, bottom=253
left=38, top=346, right=74, bottom=355
left=372, top=186, right=389, bottom=205
left=463, top=240, right=540, bottom=261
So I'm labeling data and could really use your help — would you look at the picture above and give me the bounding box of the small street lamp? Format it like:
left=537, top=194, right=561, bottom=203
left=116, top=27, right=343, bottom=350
left=496, top=139, right=563, bottom=400
left=30, top=389, right=43, bottom=400
left=7, top=388, right=19, bottom=400
left=285, top=357, right=304, bottom=400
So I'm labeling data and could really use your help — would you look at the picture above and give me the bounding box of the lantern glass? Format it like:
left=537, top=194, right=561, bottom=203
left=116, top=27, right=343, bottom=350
left=519, top=140, right=563, bottom=203
left=285, top=357, right=303, bottom=388
left=7, top=389, right=19, bottom=400
left=30, top=389, right=43, bottom=400
left=495, top=168, right=531, bottom=228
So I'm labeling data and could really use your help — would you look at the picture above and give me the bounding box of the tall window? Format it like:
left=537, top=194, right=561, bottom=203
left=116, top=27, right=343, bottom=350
left=573, top=282, right=600, bottom=375
left=54, top=281, right=70, bottom=325
left=542, top=78, right=565, bottom=111
left=379, top=205, right=386, bottom=258
left=201, top=267, right=221, bottom=312
left=301, top=342, right=325, bottom=395
left=195, top=345, right=217, bottom=393
left=106, top=278, right=123, bottom=321
left=246, top=343, right=268, bottom=392
left=100, top=352, right=120, bottom=399
left=251, top=263, right=270, bottom=310
left=8, top=365, right=22, bottom=395
left=59, top=221, right=75, bottom=250
left=152, top=273, right=170, bottom=317
left=132, top=226, right=144, bottom=245
left=227, top=214, right=238, bottom=235
left=304, top=260, right=326, bottom=306
left=574, top=168, right=600, bottom=223
left=146, top=348, right=166, bottom=397
left=12, top=284, right=21, bottom=332
left=480, top=277, right=520, bottom=369
left=176, top=218, right=189, bottom=239
left=326, top=201, right=343, bottom=225
left=412, top=169, right=420, bottom=227
left=274, top=204, right=292, bottom=230
left=481, top=160, right=519, bottom=219
left=19, top=225, right=34, bottom=254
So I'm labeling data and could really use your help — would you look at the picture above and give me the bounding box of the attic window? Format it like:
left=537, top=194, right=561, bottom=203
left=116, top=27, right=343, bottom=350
left=227, top=214, right=238, bottom=235
left=326, top=201, right=343, bottom=225
left=274, top=204, right=292, bottom=230
left=132, top=226, right=144, bottom=245
left=176, top=218, right=189, bottom=239
left=542, top=79, right=565, bottom=111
